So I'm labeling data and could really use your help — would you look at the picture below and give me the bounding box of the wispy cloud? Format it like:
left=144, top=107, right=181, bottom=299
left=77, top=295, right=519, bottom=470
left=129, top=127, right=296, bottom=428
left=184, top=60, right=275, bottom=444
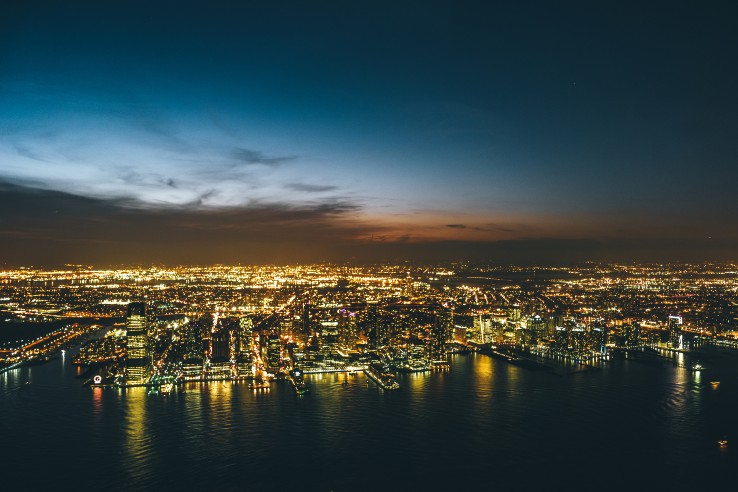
left=12, top=143, right=47, bottom=162
left=286, top=183, right=338, bottom=193
left=232, top=148, right=297, bottom=167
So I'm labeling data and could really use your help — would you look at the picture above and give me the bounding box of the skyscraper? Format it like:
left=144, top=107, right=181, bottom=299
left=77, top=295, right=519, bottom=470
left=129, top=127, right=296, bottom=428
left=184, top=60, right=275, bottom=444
left=265, top=333, right=281, bottom=373
left=668, top=315, right=683, bottom=349
left=366, top=305, right=384, bottom=349
left=124, top=302, right=150, bottom=384
left=625, top=322, right=642, bottom=348
left=428, top=307, right=452, bottom=365
left=527, top=315, right=546, bottom=346
left=338, top=309, right=358, bottom=352
left=236, top=316, right=253, bottom=377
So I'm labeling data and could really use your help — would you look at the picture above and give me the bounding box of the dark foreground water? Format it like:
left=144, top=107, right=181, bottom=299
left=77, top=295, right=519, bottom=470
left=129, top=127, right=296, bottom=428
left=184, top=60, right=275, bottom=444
left=2, top=349, right=737, bottom=491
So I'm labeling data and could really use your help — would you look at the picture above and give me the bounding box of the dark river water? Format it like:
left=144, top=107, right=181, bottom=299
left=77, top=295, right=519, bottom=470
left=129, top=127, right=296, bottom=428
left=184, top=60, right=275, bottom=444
left=2, top=347, right=736, bottom=491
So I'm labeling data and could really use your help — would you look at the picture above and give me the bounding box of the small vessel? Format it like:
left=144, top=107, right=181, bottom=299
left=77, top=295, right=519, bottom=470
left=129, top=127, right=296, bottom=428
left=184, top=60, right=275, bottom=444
left=249, top=378, right=270, bottom=389
left=288, top=369, right=309, bottom=395
left=718, top=439, right=728, bottom=447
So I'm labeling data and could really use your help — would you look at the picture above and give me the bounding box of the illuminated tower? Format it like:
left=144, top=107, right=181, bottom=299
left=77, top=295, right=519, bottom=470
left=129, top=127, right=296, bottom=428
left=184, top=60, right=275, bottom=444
left=124, top=302, right=150, bottom=384
left=237, top=317, right=253, bottom=352
left=404, top=275, right=413, bottom=298
left=338, top=308, right=358, bottom=352
left=366, top=305, right=384, bottom=349
left=301, top=304, right=311, bottom=346
left=264, top=333, right=281, bottom=373
left=570, top=326, right=586, bottom=358
left=590, top=325, right=607, bottom=355
left=508, top=304, right=521, bottom=322
left=428, top=307, right=452, bottom=364
left=526, top=315, right=546, bottom=346
left=236, top=316, right=254, bottom=377
left=625, top=322, right=641, bottom=348
left=668, top=315, right=683, bottom=349
left=211, top=328, right=231, bottom=362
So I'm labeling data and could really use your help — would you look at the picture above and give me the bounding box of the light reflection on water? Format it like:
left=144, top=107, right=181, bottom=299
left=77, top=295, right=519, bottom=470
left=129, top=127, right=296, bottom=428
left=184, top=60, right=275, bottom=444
left=1, top=350, right=737, bottom=490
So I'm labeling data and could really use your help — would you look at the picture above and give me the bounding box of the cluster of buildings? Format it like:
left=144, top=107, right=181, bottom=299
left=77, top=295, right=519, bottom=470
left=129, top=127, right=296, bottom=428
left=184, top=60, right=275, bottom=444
left=2, top=263, right=736, bottom=379
left=112, top=301, right=455, bottom=386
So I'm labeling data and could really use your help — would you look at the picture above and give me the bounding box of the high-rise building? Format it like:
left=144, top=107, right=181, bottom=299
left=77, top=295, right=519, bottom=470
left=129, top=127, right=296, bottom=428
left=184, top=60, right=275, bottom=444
left=265, top=334, right=281, bottom=373
left=527, top=315, right=546, bottom=346
left=124, top=302, right=150, bottom=384
left=211, top=328, right=231, bottom=362
left=366, top=306, right=384, bottom=349
left=508, top=304, right=521, bottom=322
left=238, top=317, right=253, bottom=353
left=472, top=315, right=493, bottom=344
left=553, top=326, right=569, bottom=352
left=301, top=304, right=312, bottom=346
left=427, top=307, right=452, bottom=364
left=235, top=316, right=253, bottom=377
left=570, top=326, right=587, bottom=358
left=624, top=322, right=642, bottom=348
left=668, top=315, right=683, bottom=349
left=338, top=308, right=358, bottom=352
left=404, top=275, right=414, bottom=298
left=590, top=325, right=607, bottom=355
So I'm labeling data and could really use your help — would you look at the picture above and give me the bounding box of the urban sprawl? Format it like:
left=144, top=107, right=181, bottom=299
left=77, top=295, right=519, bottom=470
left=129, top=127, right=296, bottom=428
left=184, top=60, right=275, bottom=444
left=2, top=263, right=738, bottom=393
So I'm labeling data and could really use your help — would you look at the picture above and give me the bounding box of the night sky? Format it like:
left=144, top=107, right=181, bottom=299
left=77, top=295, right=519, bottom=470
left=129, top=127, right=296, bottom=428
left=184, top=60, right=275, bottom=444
left=2, top=1, right=737, bottom=265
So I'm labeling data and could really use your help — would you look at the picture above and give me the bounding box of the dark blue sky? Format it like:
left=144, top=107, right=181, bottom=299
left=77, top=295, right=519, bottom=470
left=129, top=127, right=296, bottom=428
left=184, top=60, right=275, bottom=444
left=1, top=1, right=737, bottom=264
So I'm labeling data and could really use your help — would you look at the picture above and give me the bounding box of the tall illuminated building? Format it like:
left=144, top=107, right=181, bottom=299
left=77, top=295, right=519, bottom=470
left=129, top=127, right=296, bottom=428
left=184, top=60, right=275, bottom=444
left=472, top=315, right=493, bottom=344
left=124, top=302, right=150, bottom=384
left=236, top=316, right=253, bottom=377
left=338, top=308, right=358, bottom=352
left=668, top=315, right=683, bottom=349
left=366, top=305, right=384, bottom=349
left=428, top=307, right=452, bottom=364
left=508, top=304, right=521, bottom=322
left=404, top=275, right=413, bottom=298
left=625, top=322, right=641, bottom=348
left=211, top=328, right=231, bottom=362
left=526, top=315, right=546, bottom=346
left=570, top=326, right=587, bottom=358
left=590, top=325, right=607, bottom=355
left=208, top=321, right=233, bottom=379
left=265, top=333, right=281, bottom=373
left=301, top=304, right=312, bottom=346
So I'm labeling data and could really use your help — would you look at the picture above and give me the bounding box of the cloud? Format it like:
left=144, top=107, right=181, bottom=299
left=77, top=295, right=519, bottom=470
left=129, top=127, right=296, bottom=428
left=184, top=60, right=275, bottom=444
left=12, top=143, right=46, bottom=162
left=286, top=183, right=339, bottom=193
left=0, top=181, right=373, bottom=265
left=0, top=129, right=311, bottom=208
left=1, top=181, right=736, bottom=266
left=231, top=148, right=297, bottom=166
left=445, top=224, right=467, bottom=229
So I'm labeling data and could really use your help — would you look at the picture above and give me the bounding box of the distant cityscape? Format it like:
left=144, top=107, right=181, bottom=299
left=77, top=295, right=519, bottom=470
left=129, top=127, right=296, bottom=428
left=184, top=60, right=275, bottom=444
left=2, top=263, right=738, bottom=395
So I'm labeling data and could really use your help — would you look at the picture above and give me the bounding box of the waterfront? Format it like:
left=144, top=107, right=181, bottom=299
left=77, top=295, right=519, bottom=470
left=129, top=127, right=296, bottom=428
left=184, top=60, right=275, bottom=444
left=2, top=347, right=736, bottom=490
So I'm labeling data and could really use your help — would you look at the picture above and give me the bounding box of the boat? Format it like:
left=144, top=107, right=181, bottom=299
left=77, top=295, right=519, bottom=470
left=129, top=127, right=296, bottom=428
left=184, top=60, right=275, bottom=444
left=248, top=378, right=271, bottom=390
left=287, top=369, right=309, bottom=395
left=718, top=439, right=728, bottom=447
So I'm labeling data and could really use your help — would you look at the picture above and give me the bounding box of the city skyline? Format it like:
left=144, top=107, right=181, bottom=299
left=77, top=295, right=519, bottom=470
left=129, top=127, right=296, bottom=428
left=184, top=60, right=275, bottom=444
left=3, top=1, right=738, bottom=265
left=3, top=4, right=738, bottom=489
left=4, top=261, right=737, bottom=489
